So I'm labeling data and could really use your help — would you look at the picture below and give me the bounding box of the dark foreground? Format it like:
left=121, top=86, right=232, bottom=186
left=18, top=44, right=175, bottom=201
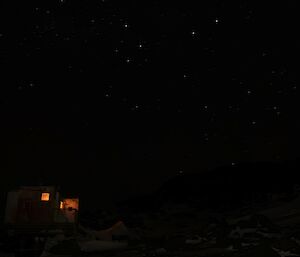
left=2, top=195, right=300, bottom=257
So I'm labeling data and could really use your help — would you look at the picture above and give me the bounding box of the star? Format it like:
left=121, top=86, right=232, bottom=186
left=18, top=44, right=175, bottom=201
left=131, top=105, right=140, bottom=111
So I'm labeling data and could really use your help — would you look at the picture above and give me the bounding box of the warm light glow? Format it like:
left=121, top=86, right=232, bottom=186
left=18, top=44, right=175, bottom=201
left=41, top=192, right=50, bottom=201
left=60, top=201, right=64, bottom=209
left=64, top=198, right=79, bottom=211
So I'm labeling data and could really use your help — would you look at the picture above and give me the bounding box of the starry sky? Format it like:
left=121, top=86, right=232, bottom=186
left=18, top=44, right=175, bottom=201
left=0, top=0, right=298, bottom=202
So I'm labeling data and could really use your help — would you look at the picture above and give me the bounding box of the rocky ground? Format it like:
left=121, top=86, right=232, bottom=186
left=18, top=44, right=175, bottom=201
left=2, top=196, right=300, bottom=257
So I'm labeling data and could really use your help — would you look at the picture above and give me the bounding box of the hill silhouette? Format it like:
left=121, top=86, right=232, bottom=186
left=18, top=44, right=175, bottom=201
left=155, top=160, right=300, bottom=209
left=118, top=159, right=300, bottom=212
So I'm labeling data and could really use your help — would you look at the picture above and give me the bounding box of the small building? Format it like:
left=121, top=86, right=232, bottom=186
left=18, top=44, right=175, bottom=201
left=4, top=186, right=79, bottom=235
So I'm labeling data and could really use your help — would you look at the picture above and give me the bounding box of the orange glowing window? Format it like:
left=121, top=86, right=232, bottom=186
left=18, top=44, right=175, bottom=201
left=41, top=192, right=50, bottom=201
left=60, top=201, right=64, bottom=209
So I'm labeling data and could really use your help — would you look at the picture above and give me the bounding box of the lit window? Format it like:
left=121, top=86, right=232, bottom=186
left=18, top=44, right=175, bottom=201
left=60, top=201, right=64, bottom=209
left=41, top=193, right=50, bottom=201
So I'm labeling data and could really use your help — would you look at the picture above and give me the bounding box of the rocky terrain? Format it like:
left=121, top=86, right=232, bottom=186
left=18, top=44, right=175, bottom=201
left=2, top=195, right=300, bottom=257
left=1, top=160, right=300, bottom=256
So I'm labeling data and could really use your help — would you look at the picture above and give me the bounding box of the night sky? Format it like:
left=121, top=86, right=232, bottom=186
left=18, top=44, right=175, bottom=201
left=0, top=1, right=298, bottom=203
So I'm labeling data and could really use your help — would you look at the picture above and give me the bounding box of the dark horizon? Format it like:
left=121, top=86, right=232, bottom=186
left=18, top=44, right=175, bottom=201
left=1, top=158, right=299, bottom=210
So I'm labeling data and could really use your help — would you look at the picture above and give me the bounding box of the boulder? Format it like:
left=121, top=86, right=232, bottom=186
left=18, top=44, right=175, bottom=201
left=245, top=244, right=281, bottom=257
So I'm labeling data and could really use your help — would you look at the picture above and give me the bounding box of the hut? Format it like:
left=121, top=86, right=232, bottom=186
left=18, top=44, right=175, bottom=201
left=4, top=186, right=79, bottom=235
